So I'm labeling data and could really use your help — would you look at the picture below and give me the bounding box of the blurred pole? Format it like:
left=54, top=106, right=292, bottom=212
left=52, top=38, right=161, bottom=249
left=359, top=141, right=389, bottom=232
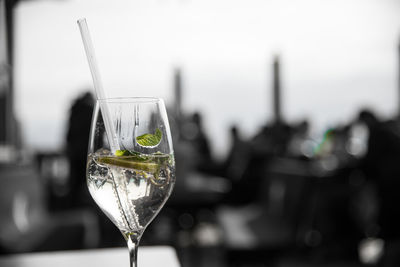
left=398, top=39, right=400, bottom=118
left=272, top=55, right=282, bottom=124
left=174, top=68, right=182, bottom=123
left=0, top=0, right=8, bottom=144
left=0, top=0, right=11, bottom=144
left=0, top=0, right=17, bottom=161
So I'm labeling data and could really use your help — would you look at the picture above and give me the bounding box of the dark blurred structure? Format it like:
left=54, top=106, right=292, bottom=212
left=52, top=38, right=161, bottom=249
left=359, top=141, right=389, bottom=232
left=398, top=41, right=400, bottom=118
left=5, top=58, right=400, bottom=267
left=272, top=55, right=282, bottom=124
left=174, top=67, right=183, bottom=128
left=0, top=0, right=19, bottom=161
left=211, top=55, right=400, bottom=267
left=358, top=110, right=400, bottom=239
left=64, top=91, right=125, bottom=248
left=66, top=91, right=95, bottom=208
left=0, top=163, right=99, bottom=254
left=3, top=58, right=400, bottom=267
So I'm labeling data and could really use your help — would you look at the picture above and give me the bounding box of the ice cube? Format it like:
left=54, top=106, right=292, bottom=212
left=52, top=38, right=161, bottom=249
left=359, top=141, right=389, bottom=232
left=88, top=160, right=109, bottom=188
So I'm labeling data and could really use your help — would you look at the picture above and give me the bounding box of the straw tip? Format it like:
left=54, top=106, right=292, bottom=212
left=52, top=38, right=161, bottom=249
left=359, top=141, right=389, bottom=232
left=77, top=18, right=87, bottom=24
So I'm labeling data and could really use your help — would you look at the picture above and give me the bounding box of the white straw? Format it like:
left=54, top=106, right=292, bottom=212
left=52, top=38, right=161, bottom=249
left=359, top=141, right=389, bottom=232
left=77, top=18, right=120, bottom=153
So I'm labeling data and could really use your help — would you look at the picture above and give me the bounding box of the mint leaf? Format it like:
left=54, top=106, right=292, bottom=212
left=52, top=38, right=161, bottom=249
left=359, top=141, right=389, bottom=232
left=136, top=128, right=162, bottom=148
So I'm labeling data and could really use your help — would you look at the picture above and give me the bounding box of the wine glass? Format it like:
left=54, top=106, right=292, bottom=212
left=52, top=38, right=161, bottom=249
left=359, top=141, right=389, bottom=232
left=86, top=97, right=175, bottom=267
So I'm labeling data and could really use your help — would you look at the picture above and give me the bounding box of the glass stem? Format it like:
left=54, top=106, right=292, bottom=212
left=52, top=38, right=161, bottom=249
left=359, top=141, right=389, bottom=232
left=127, top=234, right=140, bottom=267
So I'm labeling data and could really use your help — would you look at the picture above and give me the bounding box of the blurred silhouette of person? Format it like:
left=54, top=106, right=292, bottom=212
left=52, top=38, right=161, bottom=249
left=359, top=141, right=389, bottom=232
left=222, top=125, right=252, bottom=203
left=234, top=122, right=292, bottom=203
left=358, top=109, right=400, bottom=240
left=287, top=120, right=312, bottom=158
left=66, top=93, right=124, bottom=247
left=66, top=91, right=95, bottom=208
left=181, top=112, right=213, bottom=173
left=251, top=121, right=293, bottom=157
left=223, top=125, right=250, bottom=181
left=192, top=112, right=213, bottom=170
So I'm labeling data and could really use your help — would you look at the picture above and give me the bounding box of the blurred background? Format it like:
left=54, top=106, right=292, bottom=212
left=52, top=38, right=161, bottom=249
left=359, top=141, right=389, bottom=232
left=1, top=0, right=400, bottom=266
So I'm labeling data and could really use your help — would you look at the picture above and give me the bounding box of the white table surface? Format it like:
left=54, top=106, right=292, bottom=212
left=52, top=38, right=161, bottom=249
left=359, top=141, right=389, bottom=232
left=0, top=246, right=180, bottom=267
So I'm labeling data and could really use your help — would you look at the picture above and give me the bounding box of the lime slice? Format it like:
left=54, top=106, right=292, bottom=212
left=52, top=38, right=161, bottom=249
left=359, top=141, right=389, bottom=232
left=115, top=150, right=132, bottom=156
left=97, top=156, right=159, bottom=173
left=115, top=150, right=149, bottom=161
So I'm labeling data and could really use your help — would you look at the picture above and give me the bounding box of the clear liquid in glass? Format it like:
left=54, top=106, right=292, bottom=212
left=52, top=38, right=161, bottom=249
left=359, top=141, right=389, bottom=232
left=87, top=150, right=175, bottom=235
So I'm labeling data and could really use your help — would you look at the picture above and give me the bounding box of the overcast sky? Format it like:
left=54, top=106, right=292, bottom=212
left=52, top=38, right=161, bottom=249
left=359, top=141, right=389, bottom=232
left=13, top=0, right=400, bottom=157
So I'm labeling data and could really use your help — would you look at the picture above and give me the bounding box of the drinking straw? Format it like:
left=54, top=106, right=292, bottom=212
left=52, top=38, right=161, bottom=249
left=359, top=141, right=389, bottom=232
left=77, top=18, right=120, bottom=153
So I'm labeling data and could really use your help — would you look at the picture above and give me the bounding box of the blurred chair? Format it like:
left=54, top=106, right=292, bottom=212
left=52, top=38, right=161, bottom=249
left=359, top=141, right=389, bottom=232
left=0, top=163, right=99, bottom=253
left=217, top=156, right=317, bottom=266
left=219, top=157, right=312, bottom=245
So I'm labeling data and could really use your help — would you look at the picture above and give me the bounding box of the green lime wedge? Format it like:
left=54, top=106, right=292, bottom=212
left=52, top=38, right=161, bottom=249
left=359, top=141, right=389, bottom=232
left=97, top=156, right=159, bottom=173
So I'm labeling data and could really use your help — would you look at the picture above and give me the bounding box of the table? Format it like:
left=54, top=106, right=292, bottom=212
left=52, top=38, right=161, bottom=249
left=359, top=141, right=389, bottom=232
left=0, top=246, right=180, bottom=267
